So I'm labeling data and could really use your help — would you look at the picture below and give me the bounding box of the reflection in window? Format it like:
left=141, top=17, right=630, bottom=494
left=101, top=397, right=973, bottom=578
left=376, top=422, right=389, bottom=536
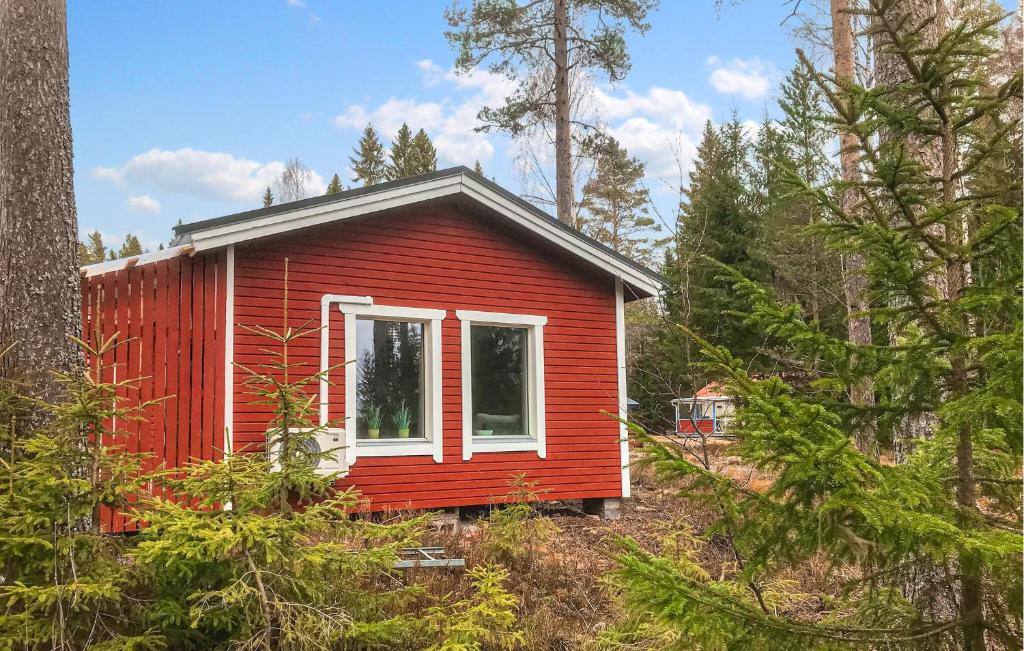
left=470, top=325, right=528, bottom=437
left=355, top=318, right=425, bottom=439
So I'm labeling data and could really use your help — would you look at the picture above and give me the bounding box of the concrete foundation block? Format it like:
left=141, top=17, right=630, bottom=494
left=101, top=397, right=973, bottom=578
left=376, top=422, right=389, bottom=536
left=582, top=497, right=622, bottom=520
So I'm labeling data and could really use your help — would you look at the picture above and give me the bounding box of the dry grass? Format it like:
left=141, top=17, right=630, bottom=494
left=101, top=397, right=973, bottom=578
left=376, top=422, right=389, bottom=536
left=394, top=441, right=842, bottom=649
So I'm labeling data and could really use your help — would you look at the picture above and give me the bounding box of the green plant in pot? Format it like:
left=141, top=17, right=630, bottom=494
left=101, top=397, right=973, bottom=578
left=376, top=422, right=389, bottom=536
left=364, top=403, right=383, bottom=439
left=392, top=400, right=412, bottom=438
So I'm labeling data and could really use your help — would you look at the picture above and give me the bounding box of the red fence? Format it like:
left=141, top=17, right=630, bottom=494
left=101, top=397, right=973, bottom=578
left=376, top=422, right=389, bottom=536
left=81, top=251, right=227, bottom=531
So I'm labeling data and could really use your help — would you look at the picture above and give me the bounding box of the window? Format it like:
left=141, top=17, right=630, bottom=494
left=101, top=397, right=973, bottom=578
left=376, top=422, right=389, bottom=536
left=356, top=319, right=425, bottom=440
left=332, top=299, right=444, bottom=464
left=470, top=325, right=528, bottom=437
left=457, top=310, right=546, bottom=460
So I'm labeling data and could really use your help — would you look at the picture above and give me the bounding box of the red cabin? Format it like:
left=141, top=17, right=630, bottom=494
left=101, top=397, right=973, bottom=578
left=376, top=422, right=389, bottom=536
left=80, top=167, right=663, bottom=524
left=672, top=383, right=734, bottom=436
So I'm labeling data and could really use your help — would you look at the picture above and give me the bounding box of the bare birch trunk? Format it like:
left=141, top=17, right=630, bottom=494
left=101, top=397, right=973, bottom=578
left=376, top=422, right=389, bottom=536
left=0, top=0, right=82, bottom=409
left=553, top=0, right=574, bottom=226
left=831, top=0, right=877, bottom=459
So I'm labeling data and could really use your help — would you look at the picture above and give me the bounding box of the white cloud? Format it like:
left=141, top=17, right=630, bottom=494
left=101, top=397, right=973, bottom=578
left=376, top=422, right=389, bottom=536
left=125, top=194, right=160, bottom=214
left=594, top=86, right=711, bottom=132
left=415, top=59, right=444, bottom=86
left=334, top=98, right=445, bottom=137
left=333, top=60, right=514, bottom=166
left=94, top=148, right=323, bottom=203
left=708, top=57, right=775, bottom=100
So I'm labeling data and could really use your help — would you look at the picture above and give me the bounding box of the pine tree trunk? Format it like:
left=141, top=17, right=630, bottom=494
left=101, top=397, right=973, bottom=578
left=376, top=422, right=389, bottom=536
left=553, top=0, right=574, bottom=226
left=831, top=0, right=876, bottom=459
left=0, top=0, right=82, bottom=409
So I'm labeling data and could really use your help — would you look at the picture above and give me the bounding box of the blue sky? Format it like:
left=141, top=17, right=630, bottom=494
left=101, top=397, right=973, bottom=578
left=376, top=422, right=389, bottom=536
left=68, top=1, right=831, bottom=252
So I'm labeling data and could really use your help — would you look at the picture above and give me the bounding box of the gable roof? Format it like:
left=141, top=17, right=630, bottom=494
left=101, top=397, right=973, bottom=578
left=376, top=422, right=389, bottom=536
left=88, top=167, right=665, bottom=297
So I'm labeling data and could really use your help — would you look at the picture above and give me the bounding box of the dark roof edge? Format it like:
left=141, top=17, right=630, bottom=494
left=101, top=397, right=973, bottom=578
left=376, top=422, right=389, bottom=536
left=173, top=166, right=668, bottom=289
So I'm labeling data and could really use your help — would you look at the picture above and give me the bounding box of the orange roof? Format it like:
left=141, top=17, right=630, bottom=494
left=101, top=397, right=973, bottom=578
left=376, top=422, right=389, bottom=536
left=694, top=383, right=727, bottom=399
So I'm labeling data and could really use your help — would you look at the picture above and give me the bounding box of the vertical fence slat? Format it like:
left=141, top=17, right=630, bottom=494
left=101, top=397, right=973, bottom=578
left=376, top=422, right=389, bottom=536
left=189, top=261, right=205, bottom=465
left=111, top=270, right=130, bottom=532
left=202, top=258, right=218, bottom=461
left=213, top=253, right=227, bottom=461
left=165, top=257, right=181, bottom=476
left=176, top=258, right=192, bottom=471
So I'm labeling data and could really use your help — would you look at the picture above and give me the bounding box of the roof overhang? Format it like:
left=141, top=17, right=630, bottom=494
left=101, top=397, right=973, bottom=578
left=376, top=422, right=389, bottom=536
left=93, top=167, right=665, bottom=297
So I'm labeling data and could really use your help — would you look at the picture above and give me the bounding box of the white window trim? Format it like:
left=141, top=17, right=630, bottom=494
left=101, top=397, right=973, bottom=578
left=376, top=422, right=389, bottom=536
left=456, top=310, right=546, bottom=460
left=320, top=295, right=444, bottom=466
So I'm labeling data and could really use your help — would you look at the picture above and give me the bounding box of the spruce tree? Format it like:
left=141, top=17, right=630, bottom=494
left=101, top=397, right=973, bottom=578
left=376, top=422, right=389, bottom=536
left=117, top=233, right=143, bottom=258
left=473, top=159, right=484, bottom=176
left=0, top=338, right=158, bottom=648
left=131, top=266, right=426, bottom=648
left=262, top=185, right=273, bottom=207
left=578, top=137, right=659, bottom=264
left=609, top=2, right=1023, bottom=647
left=325, top=173, right=343, bottom=194
left=411, top=128, right=438, bottom=175
left=350, top=123, right=388, bottom=187
left=78, top=229, right=107, bottom=265
left=386, top=123, right=417, bottom=181
left=752, top=66, right=846, bottom=338
left=672, top=118, right=771, bottom=369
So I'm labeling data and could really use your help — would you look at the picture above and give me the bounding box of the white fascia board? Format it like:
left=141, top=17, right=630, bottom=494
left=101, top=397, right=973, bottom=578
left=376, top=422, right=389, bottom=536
left=178, top=172, right=662, bottom=297
left=457, top=177, right=663, bottom=297
left=187, top=175, right=462, bottom=252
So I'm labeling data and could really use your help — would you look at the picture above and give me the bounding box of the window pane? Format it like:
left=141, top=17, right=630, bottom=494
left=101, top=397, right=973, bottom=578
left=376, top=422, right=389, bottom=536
left=356, top=319, right=425, bottom=439
left=470, top=325, right=528, bottom=437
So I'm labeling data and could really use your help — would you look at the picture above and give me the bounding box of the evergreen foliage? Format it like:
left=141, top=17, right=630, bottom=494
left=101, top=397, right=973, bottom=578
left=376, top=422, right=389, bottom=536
left=117, top=233, right=143, bottom=259
left=78, top=229, right=107, bottom=265
left=387, top=123, right=418, bottom=181
left=610, top=1, right=1023, bottom=647
left=472, top=160, right=484, bottom=176
left=131, top=265, right=425, bottom=649
left=411, top=128, right=438, bottom=175
left=325, top=173, right=343, bottom=195
left=578, top=137, right=660, bottom=265
left=262, top=186, right=273, bottom=208
left=667, top=118, right=773, bottom=372
left=350, top=123, right=388, bottom=187
left=0, top=336, right=159, bottom=649
left=78, top=231, right=145, bottom=265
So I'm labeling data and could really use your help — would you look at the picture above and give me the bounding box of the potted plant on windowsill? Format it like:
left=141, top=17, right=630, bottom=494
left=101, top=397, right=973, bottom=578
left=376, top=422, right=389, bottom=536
left=364, top=403, right=382, bottom=439
left=392, top=401, right=411, bottom=438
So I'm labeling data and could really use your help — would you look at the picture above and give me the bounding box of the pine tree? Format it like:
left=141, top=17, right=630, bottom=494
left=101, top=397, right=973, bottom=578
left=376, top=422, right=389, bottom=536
left=117, top=233, right=143, bottom=258
left=445, top=0, right=657, bottom=225
left=78, top=229, right=107, bottom=265
left=325, top=173, right=343, bottom=194
left=386, top=123, right=417, bottom=181
left=473, top=159, right=484, bottom=176
left=609, top=2, right=1023, bottom=647
left=411, top=128, right=438, bottom=175
left=350, top=123, right=388, bottom=187
left=578, top=137, right=659, bottom=264
left=262, top=185, right=274, bottom=207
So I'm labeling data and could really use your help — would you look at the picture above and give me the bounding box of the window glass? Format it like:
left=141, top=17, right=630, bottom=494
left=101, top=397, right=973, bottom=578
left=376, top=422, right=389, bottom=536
left=470, top=325, right=528, bottom=437
left=355, top=318, right=425, bottom=439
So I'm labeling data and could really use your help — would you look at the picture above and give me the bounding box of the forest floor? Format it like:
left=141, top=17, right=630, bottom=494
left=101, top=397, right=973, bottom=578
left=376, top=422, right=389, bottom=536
left=404, top=439, right=840, bottom=650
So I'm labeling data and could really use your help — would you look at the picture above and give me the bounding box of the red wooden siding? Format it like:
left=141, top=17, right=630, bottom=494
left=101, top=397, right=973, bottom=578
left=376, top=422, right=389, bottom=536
left=81, top=253, right=227, bottom=531
left=231, top=205, right=623, bottom=511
